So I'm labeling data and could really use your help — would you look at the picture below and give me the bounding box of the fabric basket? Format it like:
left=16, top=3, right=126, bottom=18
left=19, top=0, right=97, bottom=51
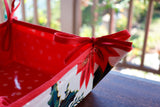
left=0, top=0, right=132, bottom=107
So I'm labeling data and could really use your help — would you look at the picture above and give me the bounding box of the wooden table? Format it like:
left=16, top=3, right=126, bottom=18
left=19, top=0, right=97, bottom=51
left=77, top=71, right=160, bottom=107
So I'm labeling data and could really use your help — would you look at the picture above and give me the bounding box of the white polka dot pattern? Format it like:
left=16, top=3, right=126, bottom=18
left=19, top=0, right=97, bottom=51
left=0, top=62, right=53, bottom=103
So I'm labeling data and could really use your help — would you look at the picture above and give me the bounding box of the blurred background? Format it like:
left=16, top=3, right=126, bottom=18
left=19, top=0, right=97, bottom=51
left=0, top=0, right=160, bottom=81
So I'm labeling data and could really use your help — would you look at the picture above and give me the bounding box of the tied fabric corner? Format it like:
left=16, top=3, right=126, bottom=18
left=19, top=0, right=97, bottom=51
left=54, top=30, right=132, bottom=88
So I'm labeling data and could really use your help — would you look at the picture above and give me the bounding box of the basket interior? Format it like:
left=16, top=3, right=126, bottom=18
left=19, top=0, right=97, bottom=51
left=0, top=22, right=75, bottom=103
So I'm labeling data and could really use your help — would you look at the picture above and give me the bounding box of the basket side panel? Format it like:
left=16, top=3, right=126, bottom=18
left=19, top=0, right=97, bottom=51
left=0, top=23, right=12, bottom=66
left=12, top=23, right=75, bottom=75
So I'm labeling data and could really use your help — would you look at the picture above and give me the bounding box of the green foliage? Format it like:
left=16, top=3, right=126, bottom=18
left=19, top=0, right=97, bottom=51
left=131, top=33, right=144, bottom=49
left=133, top=0, right=148, bottom=24
left=116, top=15, right=127, bottom=32
left=131, top=29, right=160, bottom=52
left=154, top=2, right=160, bottom=10
left=50, top=21, right=61, bottom=30
left=99, top=0, right=130, bottom=13
left=95, top=25, right=108, bottom=37
left=80, top=24, right=108, bottom=37
left=26, top=17, right=34, bottom=23
left=147, top=34, right=160, bottom=50
left=82, top=6, right=92, bottom=26
left=82, top=0, right=129, bottom=26
left=50, top=0, right=61, bottom=30
left=152, top=12, right=160, bottom=22
left=24, top=0, right=60, bottom=30
left=82, top=0, right=160, bottom=53
left=38, top=10, right=47, bottom=26
left=80, top=25, right=92, bottom=37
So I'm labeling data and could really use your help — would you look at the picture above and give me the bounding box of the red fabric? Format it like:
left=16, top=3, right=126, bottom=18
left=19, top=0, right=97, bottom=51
left=0, top=0, right=132, bottom=106
left=0, top=62, right=53, bottom=103
left=54, top=31, right=132, bottom=88
left=9, top=52, right=86, bottom=107
left=0, top=23, right=11, bottom=66
left=0, top=0, right=76, bottom=106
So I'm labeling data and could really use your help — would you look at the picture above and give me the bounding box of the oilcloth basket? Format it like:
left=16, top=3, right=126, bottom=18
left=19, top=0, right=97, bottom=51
left=0, top=0, right=132, bottom=107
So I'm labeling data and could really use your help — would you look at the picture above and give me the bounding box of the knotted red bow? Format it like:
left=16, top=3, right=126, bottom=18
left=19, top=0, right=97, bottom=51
left=2, top=0, right=20, bottom=51
left=54, top=30, right=132, bottom=88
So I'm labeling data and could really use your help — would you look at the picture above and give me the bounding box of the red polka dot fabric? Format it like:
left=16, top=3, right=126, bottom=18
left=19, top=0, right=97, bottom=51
left=0, top=62, right=53, bottom=103
left=0, top=21, right=76, bottom=104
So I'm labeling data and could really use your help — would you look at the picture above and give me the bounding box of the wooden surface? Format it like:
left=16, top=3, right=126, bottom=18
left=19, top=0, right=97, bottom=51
left=77, top=71, right=160, bottom=107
